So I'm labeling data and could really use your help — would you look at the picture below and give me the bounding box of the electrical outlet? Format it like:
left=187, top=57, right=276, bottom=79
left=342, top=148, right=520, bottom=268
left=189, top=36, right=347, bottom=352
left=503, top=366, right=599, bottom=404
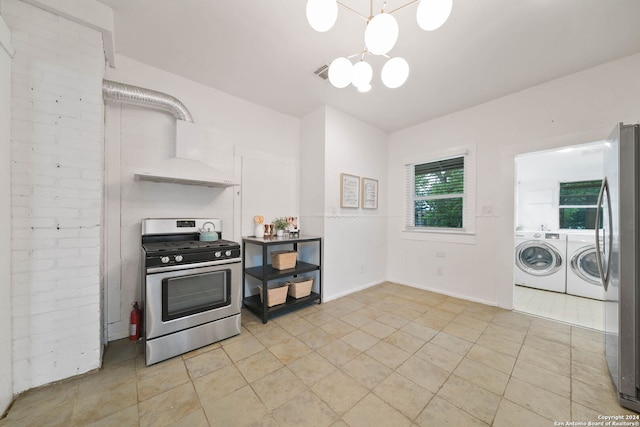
left=436, top=267, right=443, bottom=276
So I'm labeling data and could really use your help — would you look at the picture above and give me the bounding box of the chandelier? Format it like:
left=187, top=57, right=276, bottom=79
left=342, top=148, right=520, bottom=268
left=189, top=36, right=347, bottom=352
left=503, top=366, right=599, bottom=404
left=306, top=0, right=453, bottom=92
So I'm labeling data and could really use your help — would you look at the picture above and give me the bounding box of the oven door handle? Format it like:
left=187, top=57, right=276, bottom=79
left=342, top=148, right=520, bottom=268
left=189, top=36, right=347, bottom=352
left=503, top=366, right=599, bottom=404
left=147, top=258, right=241, bottom=274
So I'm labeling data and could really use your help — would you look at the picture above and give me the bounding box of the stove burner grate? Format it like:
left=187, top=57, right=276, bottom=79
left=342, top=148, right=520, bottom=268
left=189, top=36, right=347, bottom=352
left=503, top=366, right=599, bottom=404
left=143, top=239, right=239, bottom=253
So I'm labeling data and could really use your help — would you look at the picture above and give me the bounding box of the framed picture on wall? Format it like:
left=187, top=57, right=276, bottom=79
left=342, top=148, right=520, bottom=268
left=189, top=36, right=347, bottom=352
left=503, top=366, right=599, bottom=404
left=361, top=177, right=378, bottom=209
left=340, top=173, right=360, bottom=208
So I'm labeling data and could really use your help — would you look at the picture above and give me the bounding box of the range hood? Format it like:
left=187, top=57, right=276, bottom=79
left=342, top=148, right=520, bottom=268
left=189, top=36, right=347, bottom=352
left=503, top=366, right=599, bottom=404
left=134, top=121, right=238, bottom=187
left=133, top=157, right=237, bottom=187
left=102, top=79, right=238, bottom=187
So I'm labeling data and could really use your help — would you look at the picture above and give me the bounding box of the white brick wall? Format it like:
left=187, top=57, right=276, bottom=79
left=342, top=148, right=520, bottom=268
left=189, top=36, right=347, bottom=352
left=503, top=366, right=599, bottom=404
left=2, top=0, right=105, bottom=392
left=1, top=12, right=14, bottom=415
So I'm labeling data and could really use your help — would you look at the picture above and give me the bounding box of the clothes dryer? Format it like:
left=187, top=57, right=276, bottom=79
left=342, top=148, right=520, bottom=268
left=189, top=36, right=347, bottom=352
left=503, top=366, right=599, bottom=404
left=566, top=232, right=604, bottom=300
left=514, top=231, right=567, bottom=293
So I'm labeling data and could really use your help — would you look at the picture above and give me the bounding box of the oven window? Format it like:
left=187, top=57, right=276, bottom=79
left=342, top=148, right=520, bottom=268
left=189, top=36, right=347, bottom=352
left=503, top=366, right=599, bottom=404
left=162, top=270, right=231, bottom=321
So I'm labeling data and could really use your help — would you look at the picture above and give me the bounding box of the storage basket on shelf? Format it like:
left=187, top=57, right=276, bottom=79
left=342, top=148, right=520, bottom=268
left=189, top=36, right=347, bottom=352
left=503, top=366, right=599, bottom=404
left=287, top=277, right=314, bottom=298
left=258, top=282, right=289, bottom=307
left=270, top=250, right=297, bottom=270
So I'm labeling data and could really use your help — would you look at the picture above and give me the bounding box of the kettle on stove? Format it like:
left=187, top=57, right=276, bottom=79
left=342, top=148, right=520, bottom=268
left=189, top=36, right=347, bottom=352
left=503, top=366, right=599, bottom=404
left=199, top=221, right=219, bottom=241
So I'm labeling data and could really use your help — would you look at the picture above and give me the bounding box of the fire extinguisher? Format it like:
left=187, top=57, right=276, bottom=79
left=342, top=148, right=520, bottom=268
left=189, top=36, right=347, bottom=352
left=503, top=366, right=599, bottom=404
left=129, top=301, right=141, bottom=341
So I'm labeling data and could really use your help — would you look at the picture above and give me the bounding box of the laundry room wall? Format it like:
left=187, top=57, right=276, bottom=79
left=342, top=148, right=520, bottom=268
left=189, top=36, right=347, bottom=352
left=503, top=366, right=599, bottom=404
left=387, top=53, right=640, bottom=309
left=104, top=55, right=299, bottom=340
left=515, top=143, right=604, bottom=231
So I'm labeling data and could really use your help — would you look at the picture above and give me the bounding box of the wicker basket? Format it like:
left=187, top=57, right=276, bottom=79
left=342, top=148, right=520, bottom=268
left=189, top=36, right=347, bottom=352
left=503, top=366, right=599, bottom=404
left=258, top=282, right=289, bottom=307
left=287, top=277, right=313, bottom=298
left=271, top=250, right=297, bottom=270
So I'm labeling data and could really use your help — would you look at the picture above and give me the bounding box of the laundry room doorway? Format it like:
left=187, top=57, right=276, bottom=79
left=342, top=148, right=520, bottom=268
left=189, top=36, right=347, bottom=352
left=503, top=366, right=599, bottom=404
left=513, top=141, right=605, bottom=331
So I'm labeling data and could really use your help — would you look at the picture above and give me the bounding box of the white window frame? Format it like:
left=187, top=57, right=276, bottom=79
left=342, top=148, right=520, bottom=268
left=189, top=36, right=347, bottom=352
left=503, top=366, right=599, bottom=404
left=558, top=179, right=602, bottom=230
left=403, top=148, right=476, bottom=243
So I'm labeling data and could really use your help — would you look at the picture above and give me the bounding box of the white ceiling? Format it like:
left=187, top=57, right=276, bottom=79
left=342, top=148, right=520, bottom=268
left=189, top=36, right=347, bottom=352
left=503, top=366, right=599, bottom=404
left=97, top=0, right=640, bottom=132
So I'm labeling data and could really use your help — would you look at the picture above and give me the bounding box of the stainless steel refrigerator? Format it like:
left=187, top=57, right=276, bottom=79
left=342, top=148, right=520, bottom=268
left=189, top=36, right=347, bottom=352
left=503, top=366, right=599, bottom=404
left=595, top=122, right=640, bottom=412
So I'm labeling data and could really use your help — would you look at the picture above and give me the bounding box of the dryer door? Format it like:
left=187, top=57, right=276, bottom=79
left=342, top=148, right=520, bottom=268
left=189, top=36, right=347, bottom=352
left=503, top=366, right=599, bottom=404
left=516, top=241, right=563, bottom=276
left=571, top=246, right=602, bottom=286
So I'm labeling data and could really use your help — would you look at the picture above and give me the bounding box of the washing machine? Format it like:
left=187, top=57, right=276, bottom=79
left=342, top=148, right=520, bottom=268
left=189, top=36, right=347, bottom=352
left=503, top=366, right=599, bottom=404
left=566, top=232, right=604, bottom=300
left=514, top=231, right=567, bottom=293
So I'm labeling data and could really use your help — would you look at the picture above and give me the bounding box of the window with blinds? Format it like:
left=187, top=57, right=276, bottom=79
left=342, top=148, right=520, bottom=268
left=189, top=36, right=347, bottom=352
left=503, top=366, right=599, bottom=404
left=406, top=156, right=465, bottom=229
left=559, top=180, right=602, bottom=229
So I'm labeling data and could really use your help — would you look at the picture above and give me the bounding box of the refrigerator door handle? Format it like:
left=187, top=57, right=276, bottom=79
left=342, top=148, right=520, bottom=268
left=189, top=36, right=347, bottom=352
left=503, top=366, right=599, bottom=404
left=595, top=177, right=612, bottom=291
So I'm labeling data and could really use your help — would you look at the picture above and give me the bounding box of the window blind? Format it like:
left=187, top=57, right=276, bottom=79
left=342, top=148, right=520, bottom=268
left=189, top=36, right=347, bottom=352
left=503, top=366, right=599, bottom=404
left=414, top=157, right=464, bottom=197
left=406, top=155, right=466, bottom=229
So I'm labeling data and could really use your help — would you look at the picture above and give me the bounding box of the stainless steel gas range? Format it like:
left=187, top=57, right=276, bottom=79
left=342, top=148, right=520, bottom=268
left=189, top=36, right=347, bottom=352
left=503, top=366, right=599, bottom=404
left=141, top=218, right=241, bottom=365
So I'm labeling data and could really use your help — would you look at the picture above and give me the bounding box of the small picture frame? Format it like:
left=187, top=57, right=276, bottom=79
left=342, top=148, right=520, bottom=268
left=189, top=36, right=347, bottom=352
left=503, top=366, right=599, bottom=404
left=340, top=173, right=360, bottom=208
left=361, top=177, right=378, bottom=209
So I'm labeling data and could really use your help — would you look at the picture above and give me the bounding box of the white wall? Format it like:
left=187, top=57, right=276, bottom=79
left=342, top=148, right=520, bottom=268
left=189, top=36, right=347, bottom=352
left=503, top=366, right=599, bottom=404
left=104, top=55, right=300, bottom=340
left=0, top=13, right=14, bottom=414
left=387, top=53, right=640, bottom=310
left=515, top=142, right=604, bottom=231
left=2, top=0, right=104, bottom=393
left=299, top=106, right=388, bottom=301
left=299, top=106, right=326, bottom=239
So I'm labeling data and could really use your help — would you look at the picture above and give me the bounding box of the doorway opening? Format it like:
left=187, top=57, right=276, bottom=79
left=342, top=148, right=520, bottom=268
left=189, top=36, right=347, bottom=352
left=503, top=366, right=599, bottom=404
left=513, top=141, right=605, bottom=330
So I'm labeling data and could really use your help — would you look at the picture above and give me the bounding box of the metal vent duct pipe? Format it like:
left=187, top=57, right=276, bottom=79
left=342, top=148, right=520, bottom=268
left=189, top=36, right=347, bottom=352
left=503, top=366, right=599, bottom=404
left=102, top=79, right=194, bottom=123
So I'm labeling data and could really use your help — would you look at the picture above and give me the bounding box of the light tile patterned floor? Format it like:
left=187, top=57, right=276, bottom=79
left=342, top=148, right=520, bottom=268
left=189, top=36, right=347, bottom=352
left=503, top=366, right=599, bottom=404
left=1, top=282, right=636, bottom=426
left=513, top=285, right=604, bottom=331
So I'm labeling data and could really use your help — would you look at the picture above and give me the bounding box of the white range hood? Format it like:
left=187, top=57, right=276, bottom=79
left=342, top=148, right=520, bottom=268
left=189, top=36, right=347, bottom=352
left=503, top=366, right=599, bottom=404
left=134, top=157, right=237, bottom=187
left=134, top=121, right=238, bottom=187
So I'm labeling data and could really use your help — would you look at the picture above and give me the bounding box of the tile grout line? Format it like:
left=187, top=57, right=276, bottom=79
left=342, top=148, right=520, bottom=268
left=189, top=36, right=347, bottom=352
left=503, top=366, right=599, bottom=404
left=3, top=283, right=623, bottom=426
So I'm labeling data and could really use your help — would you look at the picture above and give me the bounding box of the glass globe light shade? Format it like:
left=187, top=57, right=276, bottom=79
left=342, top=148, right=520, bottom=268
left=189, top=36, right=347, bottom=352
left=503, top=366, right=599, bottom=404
left=364, top=13, right=398, bottom=55
left=357, top=83, right=372, bottom=93
left=381, top=57, right=410, bottom=89
left=352, top=61, right=373, bottom=88
left=306, top=0, right=338, bottom=32
left=416, top=0, right=453, bottom=31
left=328, top=57, right=353, bottom=88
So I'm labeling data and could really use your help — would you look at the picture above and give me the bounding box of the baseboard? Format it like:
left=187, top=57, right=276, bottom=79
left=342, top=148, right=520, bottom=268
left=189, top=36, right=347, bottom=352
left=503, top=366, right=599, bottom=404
left=386, top=278, right=501, bottom=308
left=322, top=279, right=386, bottom=303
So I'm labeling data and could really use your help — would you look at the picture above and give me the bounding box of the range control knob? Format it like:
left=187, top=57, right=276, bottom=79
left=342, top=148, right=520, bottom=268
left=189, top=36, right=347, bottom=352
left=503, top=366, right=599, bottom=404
left=225, top=250, right=232, bottom=257
left=215, top=251, right=222, bottom=258
left=161, top=256, right=170, bottom=264
left=174, top=255, right=183, bottom=262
